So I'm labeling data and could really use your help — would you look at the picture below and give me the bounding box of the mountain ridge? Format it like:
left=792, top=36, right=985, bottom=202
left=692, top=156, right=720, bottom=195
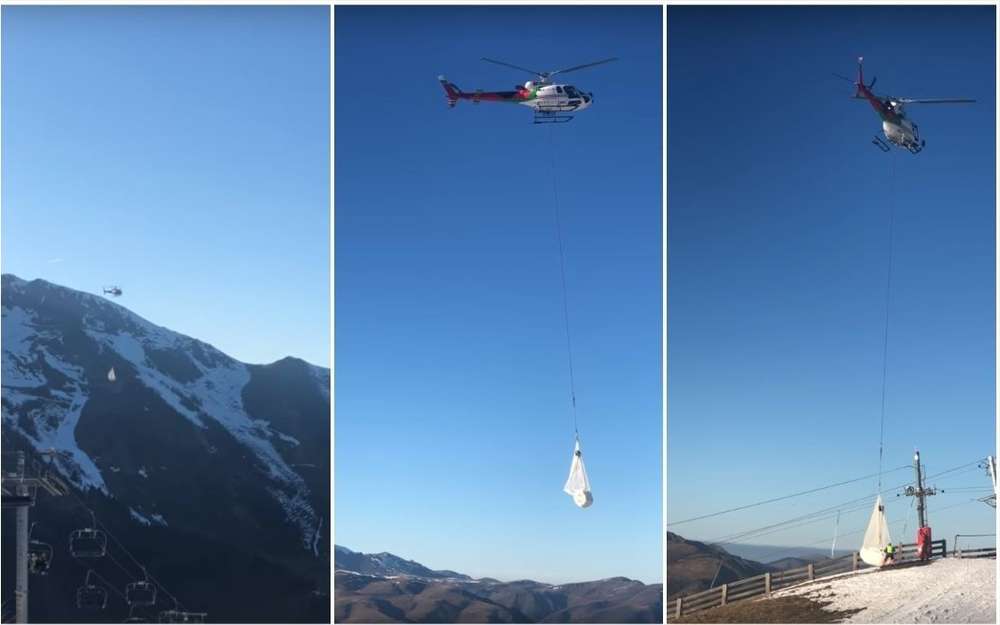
left=2, top=273, right=330, bottom=622
left=334, top=545, right=662, bottom=623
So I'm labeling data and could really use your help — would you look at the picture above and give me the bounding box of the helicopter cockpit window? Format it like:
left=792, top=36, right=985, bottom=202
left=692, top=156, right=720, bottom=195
left=556, top=86, right=564, bottom=94
left=565, top=86, right=579, bottom=98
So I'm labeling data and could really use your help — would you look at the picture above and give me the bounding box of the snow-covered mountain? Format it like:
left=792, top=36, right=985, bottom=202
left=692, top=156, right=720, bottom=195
left=1, top=274, right=330, bottom=622
left=334, top=545, right=471, bottom=581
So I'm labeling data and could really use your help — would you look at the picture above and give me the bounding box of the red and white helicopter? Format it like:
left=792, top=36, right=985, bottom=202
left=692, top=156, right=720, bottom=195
left=838, top=57, right=974, bottom=154
left=438, top=57, right=616, bottom=124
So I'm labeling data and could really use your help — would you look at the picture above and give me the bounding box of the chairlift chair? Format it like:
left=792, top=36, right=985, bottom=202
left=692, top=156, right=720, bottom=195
left=28, top=540, right=53, bottom=575
left=158, top=610, right=207, bottom=623
left=126, top=579, right=157, bottom=607
left=124, top=606, right=149, bottom=623
left=77, top=571, right=108, bottom=610
left=70, top=527, right=108, bottom=558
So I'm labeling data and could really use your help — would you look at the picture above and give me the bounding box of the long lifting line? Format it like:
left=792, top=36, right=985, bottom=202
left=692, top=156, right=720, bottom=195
left=877, top=151, right=897, bottom=493
left=547, top=124, right=579, bottom=437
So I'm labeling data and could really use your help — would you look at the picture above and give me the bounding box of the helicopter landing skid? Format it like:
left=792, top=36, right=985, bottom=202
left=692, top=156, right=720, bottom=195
left=871, top=136, right=891, bottom=152
left=534, top=112, right=574, bottom=124
left=906, top=139, right=925, bottom=155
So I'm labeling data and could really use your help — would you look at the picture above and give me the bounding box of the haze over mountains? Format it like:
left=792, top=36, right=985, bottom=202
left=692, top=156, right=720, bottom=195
left=1, top=275, right=330, bottom=622
left=334, top=545, right=663, bottom=623
left=667, top=532, right=862, bottom=599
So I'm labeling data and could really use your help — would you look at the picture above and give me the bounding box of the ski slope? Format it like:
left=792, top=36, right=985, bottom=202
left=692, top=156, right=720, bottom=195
left=775, top=557, right=996, bottom=623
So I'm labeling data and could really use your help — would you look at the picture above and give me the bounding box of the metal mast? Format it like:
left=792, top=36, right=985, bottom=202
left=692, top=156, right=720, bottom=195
left=904, top=449, right=937, bottom=527
left=2, top=450, right=70, bottom=624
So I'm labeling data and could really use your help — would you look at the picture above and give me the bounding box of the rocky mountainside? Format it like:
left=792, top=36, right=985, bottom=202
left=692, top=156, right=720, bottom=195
left=334, top=547, right=662, bottom=623
left=1, top=274, right=330, bottom=622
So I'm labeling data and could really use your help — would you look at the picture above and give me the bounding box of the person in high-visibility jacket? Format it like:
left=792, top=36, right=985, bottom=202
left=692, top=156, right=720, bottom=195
left=881, top=542, right=897, bottom=566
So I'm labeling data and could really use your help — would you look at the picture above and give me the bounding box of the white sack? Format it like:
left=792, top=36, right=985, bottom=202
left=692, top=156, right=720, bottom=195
left=563, top=439, right=593, bottom=508
left=860, top=495, right=892, bottom=567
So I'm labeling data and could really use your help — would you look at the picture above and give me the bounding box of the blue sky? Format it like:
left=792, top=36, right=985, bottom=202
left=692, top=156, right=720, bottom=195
left=668, top=5, right=996, bottom=556
left=334, top=6, right=662, bottom=584
left=1, top=5, right=330, bottom=367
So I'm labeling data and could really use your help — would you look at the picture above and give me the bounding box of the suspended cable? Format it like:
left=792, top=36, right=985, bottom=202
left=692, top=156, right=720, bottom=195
left=546, top=124, right=579, bottom=437
left=63, top=482, right=185, bottom=610
left=877, top=151, right=897, bottom=493
left=695, top=457, right=986, bottom=546
left=746, top=498, right=982, bottom=567
left=668, top=464, right=911, bottom=526
left=86, top=567, right=129, bottom=603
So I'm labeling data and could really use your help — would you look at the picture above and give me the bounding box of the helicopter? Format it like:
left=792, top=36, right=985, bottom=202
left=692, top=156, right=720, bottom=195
left=438, top=57, right=617, bottom=124
left=837, top=57, right=974, bottom=154
left=102, top=286, right=122, bottom=297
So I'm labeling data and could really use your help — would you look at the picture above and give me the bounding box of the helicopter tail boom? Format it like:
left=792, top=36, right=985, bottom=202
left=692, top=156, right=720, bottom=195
left=854, top=56, right=876, bottom=98
left=438, top=76, right=462, bottom=107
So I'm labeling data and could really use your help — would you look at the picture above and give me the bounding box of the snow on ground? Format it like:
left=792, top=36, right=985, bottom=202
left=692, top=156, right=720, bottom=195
left=774, top=558, right=996, bottom=623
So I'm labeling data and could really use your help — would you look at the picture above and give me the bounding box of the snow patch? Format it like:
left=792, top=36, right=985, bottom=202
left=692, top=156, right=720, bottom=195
left=775, top=557, right=996, bottom=623
left=129, top=507, right=168, bottom=527
left=2, top=306, right=108, bottom=493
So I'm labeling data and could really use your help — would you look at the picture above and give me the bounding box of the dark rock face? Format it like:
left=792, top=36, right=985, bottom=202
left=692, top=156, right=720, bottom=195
left=1, top=274, right=330, bottom=623
left=334, top=547, right=663, bottom=623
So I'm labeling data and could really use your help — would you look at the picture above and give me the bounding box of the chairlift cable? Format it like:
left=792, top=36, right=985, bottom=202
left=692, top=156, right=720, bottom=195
left=63, top=485, right=185, bottom=609
left=547, top=124, right=579, bottom=437
left=85, top=567, right=129, bottom=603
left=105, top=549, right=139, bottom=582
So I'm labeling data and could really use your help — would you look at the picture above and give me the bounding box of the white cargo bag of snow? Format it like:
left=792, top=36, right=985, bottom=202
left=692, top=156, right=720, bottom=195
left=563, top=439, right=593, bottom=508
left=860, top=495, right=892, bottom=567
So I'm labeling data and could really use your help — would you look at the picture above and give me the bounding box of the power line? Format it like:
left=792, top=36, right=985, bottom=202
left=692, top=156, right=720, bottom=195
left=668, top=465, right=911, bottom=526
left=690, top=457, right=988, bottom=547
left=740, top=498, right=981, bottom=566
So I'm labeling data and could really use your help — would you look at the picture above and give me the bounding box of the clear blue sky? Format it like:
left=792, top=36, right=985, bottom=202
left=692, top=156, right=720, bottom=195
left=668, top=5, right=996, bottom=557
left=2, top=5, right=330, bottom=367
left=334, top=6, right=662, bottom=584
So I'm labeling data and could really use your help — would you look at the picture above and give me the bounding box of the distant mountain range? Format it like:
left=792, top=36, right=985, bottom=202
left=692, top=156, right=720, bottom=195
left=1, top=275, right=330, bottom=622
left=717, top=543, right=854, bottom=565
left=667, top=532, right=857, bottom=599
left=334, top=546, right=663, bottom=623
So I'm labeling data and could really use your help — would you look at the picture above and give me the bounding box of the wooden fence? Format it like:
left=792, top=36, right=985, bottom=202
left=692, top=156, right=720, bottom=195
left=667, top=539, right=947, bottom=621
left=954, top=546, right=997, bottom=559
left=952, top=534, right=996, bottom=559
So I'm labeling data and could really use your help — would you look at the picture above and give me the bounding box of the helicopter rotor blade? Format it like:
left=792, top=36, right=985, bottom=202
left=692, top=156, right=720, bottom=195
left=896, top=98, right=976, bottom=104
left=481, top=57, right=546, bottom=77
left=832, top=72, right=855, bottom=84
left=548, top=57, right=619, bottom=77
